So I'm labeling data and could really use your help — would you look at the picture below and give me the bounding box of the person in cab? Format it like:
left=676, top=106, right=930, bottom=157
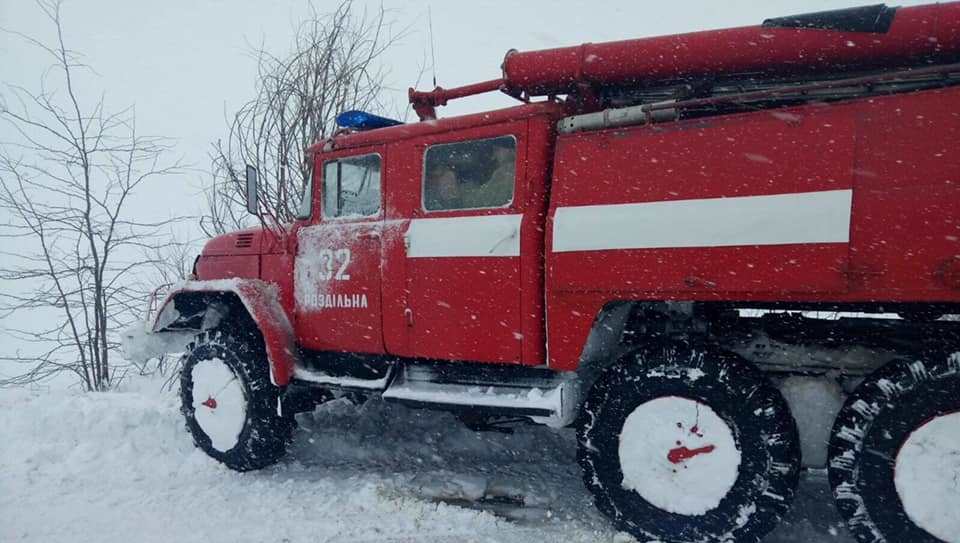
left=424, top=164, right=462, bottom=210
left=460, top=139, right=515, bottom=209
left=424, top=136, right=516, bottom=211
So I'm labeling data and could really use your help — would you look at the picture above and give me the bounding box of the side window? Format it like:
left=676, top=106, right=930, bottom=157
left=423, top=135, right=516, bottom=212
left=322, top=153, right=381, bottom=218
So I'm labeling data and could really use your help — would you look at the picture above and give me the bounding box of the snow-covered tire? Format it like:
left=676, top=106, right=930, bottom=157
left=828, top=352, right=960, bottom=543
left=577, top=343, right=801, bottom=543
left=180, top=329, right=293, bottom=471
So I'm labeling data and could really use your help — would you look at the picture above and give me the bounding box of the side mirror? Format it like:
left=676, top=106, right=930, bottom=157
left=245, top=165, right=259, bottom=215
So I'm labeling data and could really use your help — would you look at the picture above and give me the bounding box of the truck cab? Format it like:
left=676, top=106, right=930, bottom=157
left=292, top=101, right=562, bottom=368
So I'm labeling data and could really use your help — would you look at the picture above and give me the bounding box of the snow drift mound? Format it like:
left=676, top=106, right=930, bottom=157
left=0, top=379, right=610, bottom=543
left=1, top=376, right=852, bottom=542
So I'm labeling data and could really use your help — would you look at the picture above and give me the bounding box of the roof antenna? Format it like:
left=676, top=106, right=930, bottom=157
left=428, top=6, right=438, bottom=88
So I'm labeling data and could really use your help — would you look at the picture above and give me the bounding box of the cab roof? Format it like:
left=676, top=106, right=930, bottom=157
left=307, top=101, right=565, bottom=156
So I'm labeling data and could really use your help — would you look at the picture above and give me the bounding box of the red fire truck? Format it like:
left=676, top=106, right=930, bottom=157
left=134, top=3, right=960, bottom=542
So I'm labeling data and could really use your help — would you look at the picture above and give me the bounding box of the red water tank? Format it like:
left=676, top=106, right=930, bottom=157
left=501, top=2, right=960, bottom=95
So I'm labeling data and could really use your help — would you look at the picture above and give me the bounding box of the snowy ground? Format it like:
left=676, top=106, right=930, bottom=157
left=1, top=376, right=852, bottom=543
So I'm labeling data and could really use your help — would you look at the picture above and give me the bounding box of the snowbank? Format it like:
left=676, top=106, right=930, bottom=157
left=0, top=378, right=611, bottom=543
left=1, top=377, right=853, bottom=542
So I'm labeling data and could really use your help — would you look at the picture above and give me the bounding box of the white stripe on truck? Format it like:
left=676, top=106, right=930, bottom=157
left=552, top=189, right=852, bottom=253
left=407, top=214, right=522, bottom=258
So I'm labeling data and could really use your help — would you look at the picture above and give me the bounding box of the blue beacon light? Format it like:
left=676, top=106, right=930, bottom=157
left=336, top=110, right=404, bottom=131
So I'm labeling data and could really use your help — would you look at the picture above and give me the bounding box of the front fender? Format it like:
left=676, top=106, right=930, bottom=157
left=153, top=279, right=297, bottom=386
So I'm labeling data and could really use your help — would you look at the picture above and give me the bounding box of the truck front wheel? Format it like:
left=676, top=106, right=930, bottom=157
left=179, top=329, right=293, bottom=471
left=577, top=343, right=801, bottom=543
left=828, top=353, right=960, bottom=543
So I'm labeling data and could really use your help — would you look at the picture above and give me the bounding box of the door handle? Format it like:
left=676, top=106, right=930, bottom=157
left=356, top=230, right=381, bottom=241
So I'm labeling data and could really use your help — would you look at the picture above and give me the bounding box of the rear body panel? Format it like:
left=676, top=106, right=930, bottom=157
left=546, top=86, right=960, bottom=370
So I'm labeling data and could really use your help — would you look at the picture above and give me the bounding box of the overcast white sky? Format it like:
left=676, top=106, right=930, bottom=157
left=0, top=0, right=932, bottom=378
left=0, top=0, right=932, bottom=226
left=0, top=0, right=921, bottom=219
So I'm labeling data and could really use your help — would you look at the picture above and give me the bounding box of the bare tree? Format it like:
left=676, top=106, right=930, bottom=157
left=0, top=0, right=183, bottom=391
left=203, top=0, right=402, bottom=236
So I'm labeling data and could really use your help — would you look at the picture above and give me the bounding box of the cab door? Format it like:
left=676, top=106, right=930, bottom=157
left=294, top=150, right=385, bottom=354
left=399, top=126, right=528, bottom=363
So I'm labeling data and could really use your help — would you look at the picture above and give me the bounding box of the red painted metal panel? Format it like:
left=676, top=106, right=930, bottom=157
left=549, top=103, right=856, bottom=295
left=261, top=253, right=295, bottom=318
left=849, top=86, right=960, bottom=297
left=195, top=254, right=259, bottom=281
left=293, top=222, right=386, bottom=354
left=379, top=116, right=555, bottom=364
left=517, top=116, right=555, bottom=366
left=406, top=256, right=522, bottom=362
left=293, top=146, right=387, bottom=355
left=544, top=294, right=608, bottom=372
left=201, top=227, right=285, bottom=256
left=551, top=245, right=851, bottom=298
left=545, top=86, right=960, bottom=371
left=400, top=120, right=528, bottom=364
left=553, top=107, right=855, bottom=205
left=380, top=138, right=416, bottom=357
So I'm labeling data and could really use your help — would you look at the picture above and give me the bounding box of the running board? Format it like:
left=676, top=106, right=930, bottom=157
left=381, top=363, right=579, bottom=428
left=292, top=366, right=392, bottom=390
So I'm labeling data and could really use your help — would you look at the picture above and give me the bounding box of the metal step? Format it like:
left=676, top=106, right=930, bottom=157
left=289, top=358, right=581, bottom=427
left=292, top=365, right=392, bottom=390
left=381, top=363, right=579, bottom=428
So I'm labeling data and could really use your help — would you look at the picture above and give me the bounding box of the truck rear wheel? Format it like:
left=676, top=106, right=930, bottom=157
left=828, top=353, right=960, bottom=543
left=577, top=343, right=801, bottom=543
left=180, top=329, right=293, bottom=471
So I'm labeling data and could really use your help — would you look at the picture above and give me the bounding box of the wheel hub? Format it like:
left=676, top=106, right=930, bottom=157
left=894, top=410, right=960, bottom=543
left=191, top=357, right=247, bottom=452
left=619, top=396, right=741, bottom=516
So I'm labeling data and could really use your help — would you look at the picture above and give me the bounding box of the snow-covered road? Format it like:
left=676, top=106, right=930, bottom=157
left=1, top=379, right=851, bottom=543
